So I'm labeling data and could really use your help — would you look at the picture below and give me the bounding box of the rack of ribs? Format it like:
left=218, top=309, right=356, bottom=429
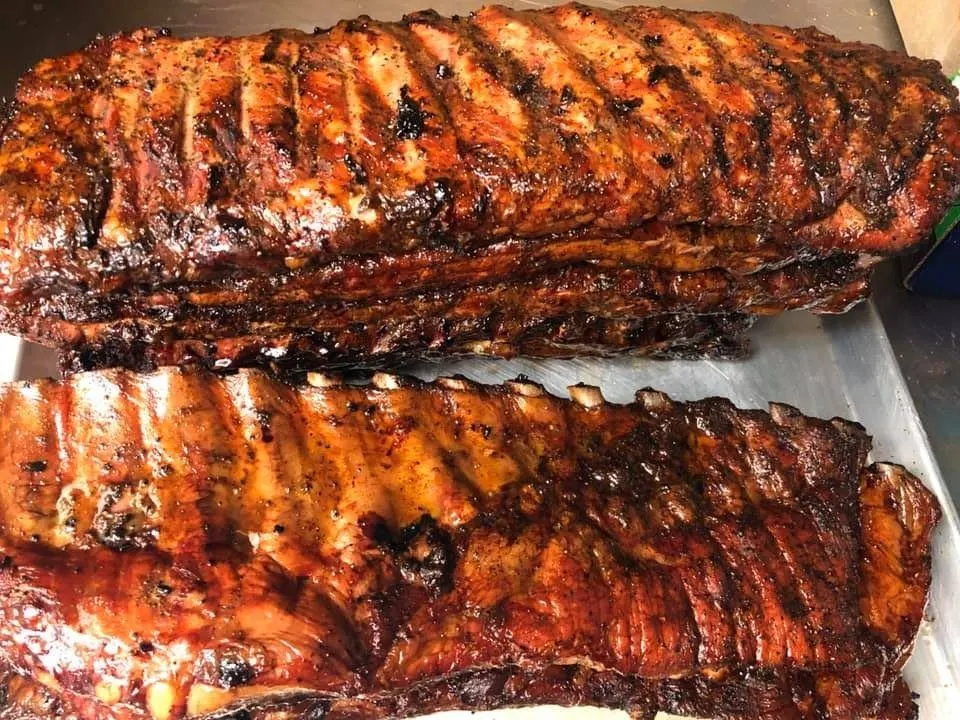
left=0, top=3, right=958, bottom=371
left=0, top=368, right=939, bottom=719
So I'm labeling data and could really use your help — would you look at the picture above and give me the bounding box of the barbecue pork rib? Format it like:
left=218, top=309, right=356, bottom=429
left=0, top=3, right=958, bottom=370
left=0, top=369, right=939, bottom=720
left=10, top=254, right=869, bottom=372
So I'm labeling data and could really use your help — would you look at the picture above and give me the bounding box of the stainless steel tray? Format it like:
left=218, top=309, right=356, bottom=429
left=406, top=303, right=960, bottom=718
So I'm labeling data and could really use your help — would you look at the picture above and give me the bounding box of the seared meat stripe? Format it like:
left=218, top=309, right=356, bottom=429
left=0, top=369, right=939, bottom=719
left=0, top=3, right=957, bottom=368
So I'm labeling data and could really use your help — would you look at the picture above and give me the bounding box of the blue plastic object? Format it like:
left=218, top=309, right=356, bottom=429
left=903, top=74, right=960, bottom=298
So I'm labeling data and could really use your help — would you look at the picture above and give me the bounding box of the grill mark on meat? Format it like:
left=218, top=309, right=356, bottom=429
left=874, top=51, right=954, bottom=217
left=136, top=40, right=179, bottom=222
left=669, top=10, right=775, bottom=223
left=794, top=29, right=880, bottom=197
left=183, top=39, right=243, bottom=210
left=455, top=16, right=580, bottom=228
left=458, top=14, right=569, bottom=172
left=516, top=6, right=659, bottom=210
left=755, top=512, right=821, bottom=662
left=700, top=14, right=823, bottom=221
left=290, top=45, right=318, bottom=180
left=177, top=40, right=199, bottom=205
left=139, top=370, right=227, bottom=554
left=293, top=31, right=357, bottom=251
left=376, top=20, right=465, bottom=240
left=113, top=35, right=153, bottom=234
left=6, top=387, right=56, bottom=542
left=339, top=19, right=462, bottom=241
left=336, top=32, right=383, bottom=233
left=628, top=8, right=760, bottom=223
left=873, top=52, right=926, bottom=199
left=760, top=41, right=832, bottom=189
left=237, top=38, right=253, bottom=147
left=470, top=4, right=654, bottom=215
left=391, top=18, right=486, bottom=233
left=471, top=6, right=649, bottom=231
left=678, top=536, right=739, bottom=666
left=413, top=12, right=547, bottom=232
left=533, top=6, right=681, bottom=217
left=728, top=21, right=826, bottom=217
left=813, top=37, right=899, bottom=222
left=237, top=33, right=300, bottom=199
left=522, top=9, right=653, bottom=201
left=851, top=46, right=908, bottom=222
left=754, top=25, right=850, bottom=209
left=93, top=43, right=141, bottom=253
left=588, top=6, right=714, bottom=220
left=763, top=510, right=850, bottom=665
left=287, top=39, right=302, bottom=174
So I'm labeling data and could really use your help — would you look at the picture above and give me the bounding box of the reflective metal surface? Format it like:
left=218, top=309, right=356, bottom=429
left=0, top=0, right=958, bottom=717
left=412, top=307, right=960, bottom=717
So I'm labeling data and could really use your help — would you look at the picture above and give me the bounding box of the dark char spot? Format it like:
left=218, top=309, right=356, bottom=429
left=647, top=64, right=678, bottom=87
left=396, top=85, right=427, bottom=141
left=260, top=32, right=283, bottom=63
left=513, top=73, right=538, bottom=97
left=472, top=187, right=491, bottom=220
left=712, top=124, right=731, bottom=174
left=780, top=590, right=807, bottom=619
left=218, top=654, right=256, bottom=689
left=21, top=460, right=47, bottom=473
left=455, top=670, right=508, bottom=704
left=752, top=112, right=773, bottom=145
left=80, top=171, right=111, bottom=249
left=397, top=516, right=455, bottom=596
left=207, top=164, right=227, bottom=205
left=343, top=153, right=367, bottom=185
left=656, top=153, right=675, bottom=168
left=643, top=34, right=663, bottom=46
left=610, top=97, right=643, bottom=116
left=256, top=410, right=273, bottom=443
left=435, top=62, right=453, bottom=79
left=764, top=58, right=793, bottom=80
left=216, top=212, right=248, bottom=234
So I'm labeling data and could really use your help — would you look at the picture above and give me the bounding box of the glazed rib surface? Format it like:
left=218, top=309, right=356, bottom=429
left=0, top=369, right=939, bottom=719
left=0, top=3, right=958, bottom=368
left=10, top=254, right=868, bottom=372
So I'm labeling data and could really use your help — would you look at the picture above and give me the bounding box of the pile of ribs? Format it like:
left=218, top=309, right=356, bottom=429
left=0, top=4, right=950, bottom=720
left=0, top=3, right=959, bottom=371
left=0, top=368, right=941, bottom=720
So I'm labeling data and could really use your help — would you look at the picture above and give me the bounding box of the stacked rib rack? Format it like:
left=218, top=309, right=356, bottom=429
left=0, top=369, right=941, bottom=719
left=0, top=3, right=959, bottom=371
left=0, top=4, right=951, bottom=720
